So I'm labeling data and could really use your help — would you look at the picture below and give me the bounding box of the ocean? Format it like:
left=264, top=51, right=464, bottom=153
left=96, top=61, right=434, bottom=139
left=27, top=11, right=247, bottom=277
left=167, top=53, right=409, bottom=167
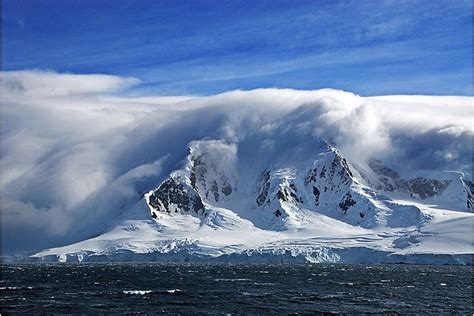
left=1, top=263, right=472, bottom=314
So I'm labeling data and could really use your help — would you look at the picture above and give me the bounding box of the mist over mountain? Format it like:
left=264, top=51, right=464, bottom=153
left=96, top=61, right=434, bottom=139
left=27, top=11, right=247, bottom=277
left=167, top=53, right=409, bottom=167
left=1, top=70, right=472, bottom=263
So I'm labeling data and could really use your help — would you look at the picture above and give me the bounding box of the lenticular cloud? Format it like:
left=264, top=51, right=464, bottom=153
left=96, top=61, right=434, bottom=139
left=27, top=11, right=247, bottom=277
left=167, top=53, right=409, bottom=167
left=1, top=70, right=472, bottom=253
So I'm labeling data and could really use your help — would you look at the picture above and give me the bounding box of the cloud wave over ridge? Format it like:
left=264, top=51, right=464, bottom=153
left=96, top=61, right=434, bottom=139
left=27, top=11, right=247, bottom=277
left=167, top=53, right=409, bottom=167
left=1, top=70, right=472, bottom=253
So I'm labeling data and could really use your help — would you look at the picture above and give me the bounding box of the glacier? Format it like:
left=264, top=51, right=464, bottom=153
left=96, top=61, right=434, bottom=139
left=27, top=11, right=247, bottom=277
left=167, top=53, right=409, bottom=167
left=2, top=87, right=473, bottom=264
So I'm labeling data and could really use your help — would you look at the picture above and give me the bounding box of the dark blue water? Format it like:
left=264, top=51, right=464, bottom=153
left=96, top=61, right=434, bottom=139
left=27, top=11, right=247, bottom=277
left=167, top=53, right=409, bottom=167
left=1, top=263, right=472, bottom=314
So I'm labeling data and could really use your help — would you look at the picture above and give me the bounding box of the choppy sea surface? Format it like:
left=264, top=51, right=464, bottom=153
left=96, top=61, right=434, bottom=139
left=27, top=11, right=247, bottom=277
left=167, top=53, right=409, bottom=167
left=0, top=263, right=472, bottom=314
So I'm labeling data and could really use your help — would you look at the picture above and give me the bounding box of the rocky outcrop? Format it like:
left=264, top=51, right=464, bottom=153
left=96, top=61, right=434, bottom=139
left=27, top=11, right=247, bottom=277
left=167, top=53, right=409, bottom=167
left=146, top=139, right=457, bottom=229
left=368, top=160, right=472, bottom=212
left=146, top=173, right=204, bottom=218
left=339, top=193, right=357, bottom=214
left=251, top=147, right=375, bottom=225
left=463, top=180, right=473, bottom=211
left=369, top=160, right=450, bottom=198
left=255, top=170, right=271, bottom=207
left=304, top=149, right=361, bottom=216
left=146, top=141, right=237, bottom=217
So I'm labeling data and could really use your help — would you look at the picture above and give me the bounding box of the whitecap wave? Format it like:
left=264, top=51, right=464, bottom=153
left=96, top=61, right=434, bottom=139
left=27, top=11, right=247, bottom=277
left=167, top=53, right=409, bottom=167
left=123, top=290, right=152, bottom=295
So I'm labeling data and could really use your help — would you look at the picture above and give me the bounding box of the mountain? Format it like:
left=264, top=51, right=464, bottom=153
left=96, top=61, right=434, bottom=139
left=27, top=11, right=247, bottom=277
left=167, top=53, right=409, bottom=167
left=17, top=89, right=473, bottom=264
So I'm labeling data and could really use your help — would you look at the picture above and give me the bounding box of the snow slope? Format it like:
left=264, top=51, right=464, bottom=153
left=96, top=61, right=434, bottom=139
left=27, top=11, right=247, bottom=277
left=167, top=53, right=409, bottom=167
left=32, top=202, right=473, bottom=264
left=16, top=89, right=473, bottom=264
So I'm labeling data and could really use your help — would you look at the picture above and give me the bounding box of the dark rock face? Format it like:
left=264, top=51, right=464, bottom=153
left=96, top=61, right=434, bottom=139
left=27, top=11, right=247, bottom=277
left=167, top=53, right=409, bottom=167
left=312, top=186, right=320, bottom=206
left=369, top=160, right=450, bottom=199
left=276, top=183, right=303, bottom=204
left=189, top=169, right=197, bottom=189
left=309, top=152, right=354, bottom=189
left=464, top=180, right=474, bottom=194
left=304, top=151, right=356, bottom=210
left=211, top=181, right=219, bottom=202
left=256, top=170, right=271, bottom=206
left=401, top=178, right=449, bottom=199
left=305, top=167, right=318, bottom=185
left=147, top=177, right=204, bottom=217
left=339, top=193, right=357, bottom=214
left=320, top=166, right=326, bottom=178
left=463, top=180, right=473, bottom=211
left=368, top=160, right=472, bottom=212
left=147, top=143, right=238, bottom=217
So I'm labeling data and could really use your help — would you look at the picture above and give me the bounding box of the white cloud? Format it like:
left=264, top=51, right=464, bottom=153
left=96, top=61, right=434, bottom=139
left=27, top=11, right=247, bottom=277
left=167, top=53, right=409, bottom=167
left=1, top=70, right=472, bottom=253
left=0, top=70, right=140, bottom=99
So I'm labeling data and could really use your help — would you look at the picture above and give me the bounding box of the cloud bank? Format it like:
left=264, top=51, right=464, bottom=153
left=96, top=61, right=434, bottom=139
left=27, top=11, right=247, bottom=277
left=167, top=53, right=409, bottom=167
left=0, top=70, right=140, bottom=98
left=1, top=70, right=472, bottom=253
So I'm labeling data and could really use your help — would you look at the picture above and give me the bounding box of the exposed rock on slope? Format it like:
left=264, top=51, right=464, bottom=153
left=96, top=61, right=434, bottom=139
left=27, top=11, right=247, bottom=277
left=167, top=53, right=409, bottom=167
left=146, top=140, right=432, bottom=230
left=368, top=160, right=473, bottom=212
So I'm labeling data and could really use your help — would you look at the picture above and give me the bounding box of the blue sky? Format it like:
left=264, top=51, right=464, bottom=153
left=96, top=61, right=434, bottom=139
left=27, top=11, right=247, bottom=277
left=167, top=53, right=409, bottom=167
left=2, top=0, right=472, bottom=96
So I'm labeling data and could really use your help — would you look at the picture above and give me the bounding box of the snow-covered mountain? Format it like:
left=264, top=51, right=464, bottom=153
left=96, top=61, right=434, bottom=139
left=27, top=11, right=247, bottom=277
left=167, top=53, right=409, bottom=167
left=28, top=100, right=472, bottom=263
left=3, top=84, right=472, bottom=264
left=145, top=139, right=437, bottom=231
